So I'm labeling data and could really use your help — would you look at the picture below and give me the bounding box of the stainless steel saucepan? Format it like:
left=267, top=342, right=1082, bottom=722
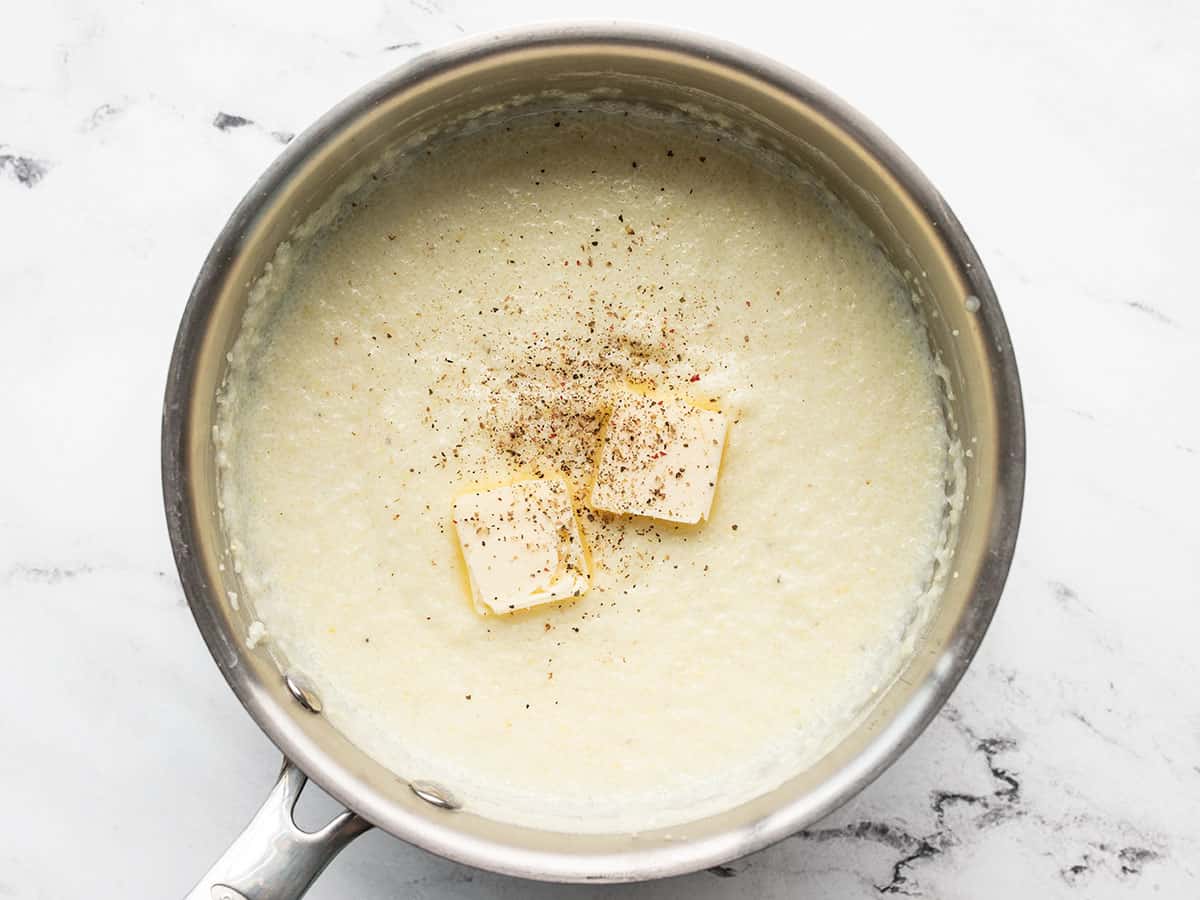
left=163, top=24, right=1024, bottom=900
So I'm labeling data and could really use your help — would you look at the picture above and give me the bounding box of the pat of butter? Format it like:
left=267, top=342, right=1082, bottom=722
left=453, top=477, right=590, bottom=615
left=589, top=388, right=729, bottom=524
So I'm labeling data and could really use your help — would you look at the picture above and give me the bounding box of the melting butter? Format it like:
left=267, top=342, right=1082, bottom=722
left=590, top=387, right=728, bottom=524
left=453, top=477, right=589, bottom=615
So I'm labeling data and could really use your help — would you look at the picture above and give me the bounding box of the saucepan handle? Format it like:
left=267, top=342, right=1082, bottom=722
left=184, top=758, right=372, bottom=900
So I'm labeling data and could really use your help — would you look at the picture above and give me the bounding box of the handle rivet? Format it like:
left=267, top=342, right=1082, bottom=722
left=284, top=671, right=323, bottom=713
left=410, top=780, right=460, bottom=810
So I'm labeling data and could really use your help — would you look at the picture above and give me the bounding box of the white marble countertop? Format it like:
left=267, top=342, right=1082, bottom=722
left=2, top=1, right=1197, bottom=897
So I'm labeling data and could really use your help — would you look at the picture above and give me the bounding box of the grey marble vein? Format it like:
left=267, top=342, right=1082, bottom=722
left=213, top=111, right=293, bottom=144
left=1125, top=300, right=1178, bottom=327
left=5, top=562, right=94, bottom=583
left=83, top=102, right=123, bottom=130
left=212, top=111, right=254, bottom=131
left=0, top=151, right=48, bottom=187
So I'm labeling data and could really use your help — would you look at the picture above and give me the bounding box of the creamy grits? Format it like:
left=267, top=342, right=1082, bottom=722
left=215, top=105, right=954, bottom=833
